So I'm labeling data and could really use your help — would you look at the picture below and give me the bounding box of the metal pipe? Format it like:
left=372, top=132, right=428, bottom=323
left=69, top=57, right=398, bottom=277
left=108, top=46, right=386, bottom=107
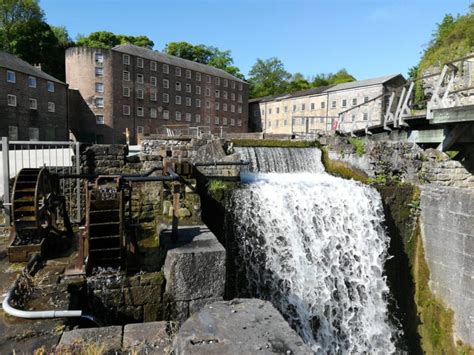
left=193, top=161, right=249, bottom=167
left=123, top=175, right=177, bottom=182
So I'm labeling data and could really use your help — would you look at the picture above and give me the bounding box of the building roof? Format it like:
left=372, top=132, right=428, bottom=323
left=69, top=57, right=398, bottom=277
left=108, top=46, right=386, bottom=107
left=0, top=50, right=65, bottom=84
left=112, top=44, right=247, bottom=84
left=325, top=74, right=403, bottom=92
left=249, top=85, right=333, bottom=104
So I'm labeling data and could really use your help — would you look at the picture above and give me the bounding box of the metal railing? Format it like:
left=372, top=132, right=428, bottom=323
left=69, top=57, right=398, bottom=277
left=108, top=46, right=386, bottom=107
left=1, top=138, right=82, bottom=225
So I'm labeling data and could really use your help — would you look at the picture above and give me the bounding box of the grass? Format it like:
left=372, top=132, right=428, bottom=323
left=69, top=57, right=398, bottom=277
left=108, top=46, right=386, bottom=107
left=347, top=137, right=365, bottom=157
left=231, top=139, right=322, bottom=148
left=320, top=147, right=369, bottom=183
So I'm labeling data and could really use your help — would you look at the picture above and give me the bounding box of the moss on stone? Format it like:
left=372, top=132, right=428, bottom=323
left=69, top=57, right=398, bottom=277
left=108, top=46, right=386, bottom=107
left=207, top=179, right=240, bottom=202
left=320, top=147, right=369, bottom=183
left=231, top=139, right=322, bottom=148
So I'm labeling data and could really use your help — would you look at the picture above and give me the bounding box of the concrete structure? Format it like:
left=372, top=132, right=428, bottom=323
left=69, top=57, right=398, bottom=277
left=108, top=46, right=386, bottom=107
left=0, top=51, right=68, bottom=141
left=173, top=298, right=312, bottom=354
left=249, top=74, right=405, bottom=134
left=66, top=45, right=249, bottom=144
left=420, top=186, right=474, bottom=346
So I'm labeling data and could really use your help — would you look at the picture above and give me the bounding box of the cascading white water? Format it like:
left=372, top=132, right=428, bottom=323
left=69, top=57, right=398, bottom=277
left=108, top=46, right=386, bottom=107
left=231, top=147, right=398, bottom=354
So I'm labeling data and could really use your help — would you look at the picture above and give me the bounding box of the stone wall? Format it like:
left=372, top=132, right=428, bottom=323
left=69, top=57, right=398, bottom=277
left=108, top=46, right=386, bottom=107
left=420, top=186, right=474, bottom=346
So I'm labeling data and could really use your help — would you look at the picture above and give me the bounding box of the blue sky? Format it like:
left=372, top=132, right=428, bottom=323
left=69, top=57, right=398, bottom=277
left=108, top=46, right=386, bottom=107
left=42, top=0, right=471, bottom=80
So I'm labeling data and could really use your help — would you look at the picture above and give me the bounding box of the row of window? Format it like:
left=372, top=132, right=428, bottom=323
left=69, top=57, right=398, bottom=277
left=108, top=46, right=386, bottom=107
left=265, top=113, right=369, bottom=128
left=6, top=95, right=56, bottom=112
left=259, top=96, right=371, bottom=116
left=6, top=70, right=56, bottom=92
left=121, top=103, right=243, bottom=117
left=120, top=53, right=244, bottom=90
left=8, top=126, right=39, bottom=141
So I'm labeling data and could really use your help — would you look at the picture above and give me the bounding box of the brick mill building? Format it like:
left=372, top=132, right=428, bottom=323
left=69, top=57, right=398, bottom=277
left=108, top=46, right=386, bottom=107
left=249, top=74, right=406, bottom=134
left=0, top=51, right=68, bottom=141
left=66, top=44, right=249, bottom=144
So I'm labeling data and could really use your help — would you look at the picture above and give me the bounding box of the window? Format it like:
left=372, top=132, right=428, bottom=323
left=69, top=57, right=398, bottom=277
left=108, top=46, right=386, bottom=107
left=137, top=126, right=144, bottom=134
left=163, top=64, right=169, bottom=74
left=137, top=57, right=144, bottom=68
left=284, top=106, right=288, bottom=112
left=301, top=104, right=305, bottom=111
left=321, top=101, right=325, bottom=109
left=231, top=93, right=235, bottom=101
left=267, top=121, right=271, bottom=128
left=163, top=93, right=169, bottom=103
left=205, top=100, right=211, bottom=109
left=276, top=107, right=280, bottom=114
left=311, top=103, right=315, bottom=110
left=186, top=83, right=191, bottom=93
left=342, top=99, right=347, bottom=107
left=223, top=91, right=228, bottom=99
left=238, top=94, right=242, bottom=103
left=175, top=82, right=181, bottom=91
left=123, top=87, right=130, bottom=97
left=364, top=96, right=369, bottom=103
left=186, top=70, right=191, bottom=79
left=95, top=97, right=104, bottom=108
left=206, top=75, right=211, bottom=83
left=163, top=79, right=169, bottom=89
left=231, top=81, right=236, bottom=89
left=215, top=102, right=220, bottom=110
left=186, top=97, right=191, bottom=106
left=137, top=74, right=144, bottom=84
left=269, top=108, right=272, bottom=114
left=29, top=98, right=37, bottom=110
left=7, top=94, right=16, bottom=106
left=28, top=76, right=36, bottom=88
left=215, top=116, right=219, bottom=124
left=238, top=83, right=243, bottom=91
left=136, top=89, right=144, bottom=99
left=230, top=118, right=235, bottom=126
left=186, top=112, right=192, bottom=121
left=352, top=98, right=357, bottom=106
left=215, top=90, right=220, bottom=98
left=196, top=98, right=201, bottom=107
left=47, top=81, right=55, bottom=92
left=196, top=86, right=201, bottom=95
left=331, top=101, right=336, bottom=108
left=150, top=108, right=157, bottom=118
left=150, top=61, right=157, bottom=71
left=123, top=54, right=130, bottom=65
left=175, top=67, right=181, bottom=76
left=137, top=107, right=144, bottom=117
left=351, top=114, right=355, bottom=122
left=95, top=83, right=104, bottom=93
left=195, top=114, right=201, bottom=123
left=223, top=117, right=227, bottom=125
left=95, top=68, right=103, bottom=77
left=175, top=95, right=181, bottom=105
left=238, top=106, right=242, bottom=113
left=150, top=91, right=157, bottom=101
left=163, top=110, right=169, bottom=120
left=261, top=109, right=265, bottom=116
left=320, top=117, right=324, bottom=123
left=223, top=103, right=228, bottom=111
left=48, top=101, right=55, bottom=112
left=8, top=126, right=18, bottom=140
left=151, top=76, right=157, bottom=86
left=28, top=127, right=39, bottom=141
left=205, top=115, right=211, bottom=123
left=123, top=71, right=130, bottom=81
left=196, top=72, right=201, bottom=81
left=175, top=111, right=181, bottom=120
left=223, top=79, right=228, bottom=87
left=215, top=77, right=220, bottom=85
left=205, top=88, right=211, bottom=97
left=123, top=105, right=130, bottom=115
left=7, top=70, right=16, bottom=83
left=293, top=105, right=296, bottom=112
left=95, top=53, right=104, bottom=64
left=237, top=119, right=242, bottom=127
left=231, top=104, right=235, bottom=113
left=363, top=113, right=368, bottom=120
left=96, top=115, right=105, bottom=124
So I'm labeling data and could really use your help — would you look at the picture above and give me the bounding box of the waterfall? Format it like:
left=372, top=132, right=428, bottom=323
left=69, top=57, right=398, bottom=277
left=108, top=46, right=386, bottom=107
left=231, top=147, right=398, bottom=353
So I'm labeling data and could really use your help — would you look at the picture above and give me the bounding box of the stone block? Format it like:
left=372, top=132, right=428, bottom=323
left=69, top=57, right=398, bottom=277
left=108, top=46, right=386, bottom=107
left=173, top=299, right=311, bottom=354
left=129, top=285, right=162, bottom=306
left=163, top=226, right=226, bottom=301
left=143, top=302, right=164, bottom=322
left=123, top=322, right=171, bottom=354
left=59, top=326, right=123, bottom=354
left=189, top=297, right=223, bottom=315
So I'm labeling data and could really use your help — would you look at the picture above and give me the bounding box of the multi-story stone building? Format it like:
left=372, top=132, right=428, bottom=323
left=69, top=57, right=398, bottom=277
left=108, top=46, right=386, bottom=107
left=249, top=74, right=406, bottom=134
left=0, top=51, right=68, bottom=141
left=66, top=44, right=249, bottom=144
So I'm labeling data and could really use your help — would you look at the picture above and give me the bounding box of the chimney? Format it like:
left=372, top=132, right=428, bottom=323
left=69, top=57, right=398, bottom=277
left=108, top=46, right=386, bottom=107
left=34, top=64, right=42, bottom=71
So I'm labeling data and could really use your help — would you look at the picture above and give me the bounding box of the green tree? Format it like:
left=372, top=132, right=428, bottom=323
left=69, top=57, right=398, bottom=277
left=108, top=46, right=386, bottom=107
left=287, top=73, right=311, bottom=92
left=248, top=57, right=291, bottom=98
left=76, top=31, right=154, bottom=49
left=164, top=41, right=244, bottom=79
left=327, top=69, right=356, bottom=84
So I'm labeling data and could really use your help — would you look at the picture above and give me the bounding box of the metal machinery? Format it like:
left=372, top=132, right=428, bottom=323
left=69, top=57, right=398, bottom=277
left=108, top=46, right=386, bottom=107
left=8, top=168, right=73, bottom=262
